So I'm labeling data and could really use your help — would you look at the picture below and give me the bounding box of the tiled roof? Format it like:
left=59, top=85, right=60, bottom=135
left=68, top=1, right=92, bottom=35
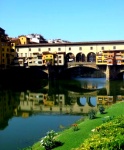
left=16, top=40, right=124, bottom=48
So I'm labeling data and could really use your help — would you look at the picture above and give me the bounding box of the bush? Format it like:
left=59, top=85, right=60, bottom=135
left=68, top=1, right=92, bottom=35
left=72, top=124, right=79, bottom=131
left=88, top=109, right=97, bottom=119
left=40, top=130, right=62, bottom=150
left=77, top=115, right=124, bottom=150
left=99, top=105, right=105, bottom=114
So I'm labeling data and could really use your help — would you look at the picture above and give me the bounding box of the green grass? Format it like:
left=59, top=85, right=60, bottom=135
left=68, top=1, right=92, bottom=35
left=23, top=102, right=124, bottom=150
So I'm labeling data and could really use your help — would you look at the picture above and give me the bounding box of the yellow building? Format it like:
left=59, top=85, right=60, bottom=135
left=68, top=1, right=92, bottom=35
left=97, top=96, right=113, bottom=106
left=18, top=35, right=30, bottom=45
left=0, top=27, right=13, bottom=69
left=9, top=38, right=21, bottom=64
left=42, top=52, right=55, bottom=66
left=96, top=50, right=124, bottom=65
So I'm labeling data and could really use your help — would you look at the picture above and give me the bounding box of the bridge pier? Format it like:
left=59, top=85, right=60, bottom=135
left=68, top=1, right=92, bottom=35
left=123, top=73, right=124, bottom=79
left=106, top=65, right=110, bottom=81
left=106, top=65, right=120, bottom=80
left=47, top=65, right=66, bottom=80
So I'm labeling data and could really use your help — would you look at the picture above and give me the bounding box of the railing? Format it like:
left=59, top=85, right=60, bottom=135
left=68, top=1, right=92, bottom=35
left=67, top=61, right=97, bottom=68
left=67, top=61, right=96, bottom=66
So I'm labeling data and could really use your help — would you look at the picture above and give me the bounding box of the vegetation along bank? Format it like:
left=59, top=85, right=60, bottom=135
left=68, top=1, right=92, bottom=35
left=23, top=101, right=124, bottom=150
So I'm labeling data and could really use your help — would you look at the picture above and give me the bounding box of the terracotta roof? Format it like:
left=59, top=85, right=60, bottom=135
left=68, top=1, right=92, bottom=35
left=10, top=38, right=19, bottom=41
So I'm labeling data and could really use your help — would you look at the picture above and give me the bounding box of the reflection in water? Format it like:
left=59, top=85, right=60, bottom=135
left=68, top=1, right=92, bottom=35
left=0, top=78, right=124, bottom=149
left=1, top=79, right=124, bottom=128
left=0, top=90, right=20, bottom=130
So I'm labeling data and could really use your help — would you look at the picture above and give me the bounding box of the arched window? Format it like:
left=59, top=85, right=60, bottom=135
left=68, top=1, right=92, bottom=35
left=87, top=52, right=96, bottom=62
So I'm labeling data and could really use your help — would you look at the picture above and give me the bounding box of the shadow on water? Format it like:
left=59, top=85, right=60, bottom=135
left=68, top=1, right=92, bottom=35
left=0, top=67, right=48, bottom=90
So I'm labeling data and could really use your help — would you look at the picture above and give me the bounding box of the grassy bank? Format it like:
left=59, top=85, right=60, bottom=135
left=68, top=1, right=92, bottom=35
left=24, top=102, right=124, bottom=150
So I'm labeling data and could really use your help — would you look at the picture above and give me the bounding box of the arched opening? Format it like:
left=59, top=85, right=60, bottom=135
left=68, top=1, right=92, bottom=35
left=65, top=53, right=75, bottom=62
left=87, top=97, right=97, bottom=107
left=76, top=53, right=85, bottom=62
left=87, top=52, right=96, bottom=62
left=77, top=97, right=86, bottom=106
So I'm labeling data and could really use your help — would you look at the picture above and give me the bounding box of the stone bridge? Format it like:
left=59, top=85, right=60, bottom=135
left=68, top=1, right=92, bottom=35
left=67, top=62, right=124, bottom=80
left=41, top=61, right=124, bottom=80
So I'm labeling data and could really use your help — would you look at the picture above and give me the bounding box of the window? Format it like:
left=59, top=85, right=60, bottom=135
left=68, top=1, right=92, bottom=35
left=38, top=48, right=41, bottom=51
left=79, top=47, right=82, bottom=50
left=2, top=59, right=4, bottom=62
left=69, top=47, right=71, bottom=50
left=6, top=54, right=9, bottom=57
left=48, top=48, right=51, bottom=51
left=58, top=48, right=61, bottom=51
left=38, top=61, right=42, bottom=64
left=59, top=60, right=62, bottom=63
left=113, top=46, right=116, bottom=49
left=11, top=49, right=14, bottom=52
left=2, top=54, right=4, bottom=57
left=90, top=47, right=93, bottom=50
left=17, top=48, right=19, bottom=52
left=38, top=56, right=42, bottom=59
left=60, top=96, right=62, bottom=99
left=29, top=48, right=31, bottom=51
left=101, top=47, right=104, bottom=50
left=7, top=48, right=9, bottom=52
left=2, top=48, right=4, bottom=51
left=59, top=56, right=61, bottom=58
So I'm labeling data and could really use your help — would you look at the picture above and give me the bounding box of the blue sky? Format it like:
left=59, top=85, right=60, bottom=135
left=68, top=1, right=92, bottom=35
left=1, top=0, right=124, bottom=42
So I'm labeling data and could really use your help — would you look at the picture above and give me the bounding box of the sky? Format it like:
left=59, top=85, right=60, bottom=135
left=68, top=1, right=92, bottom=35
left=1, top=0, right=124, bottom=42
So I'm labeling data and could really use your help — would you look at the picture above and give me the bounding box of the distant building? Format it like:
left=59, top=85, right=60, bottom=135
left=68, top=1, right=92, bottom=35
left=18, top=35, right=30, bottom=45
left=26, top=34, right=47, bottom=43
left=48, top=39, right=70, bottom=43
left=0, top=27, right=14, bottom=69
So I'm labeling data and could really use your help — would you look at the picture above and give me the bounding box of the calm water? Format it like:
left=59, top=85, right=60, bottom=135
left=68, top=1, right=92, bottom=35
left=0, top=78, right=124, bottom=150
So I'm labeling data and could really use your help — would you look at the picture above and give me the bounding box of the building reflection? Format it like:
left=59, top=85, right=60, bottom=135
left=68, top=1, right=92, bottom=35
left=16, top=88, right=124, bottom=117
left=1, top=80, right=124, bottom=129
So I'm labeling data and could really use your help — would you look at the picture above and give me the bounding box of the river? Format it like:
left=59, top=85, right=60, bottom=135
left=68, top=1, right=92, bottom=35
left=0, top=77, right=124, bottom=150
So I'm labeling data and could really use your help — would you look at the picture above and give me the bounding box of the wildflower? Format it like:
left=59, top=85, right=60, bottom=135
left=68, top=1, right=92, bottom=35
left=72, top=124, right=79, bottom=131
left=91, top=129, right=96, bottom=132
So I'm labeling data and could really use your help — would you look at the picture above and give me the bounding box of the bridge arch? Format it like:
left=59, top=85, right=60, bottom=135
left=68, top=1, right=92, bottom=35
left=87, top=52, right=96, bottom=62
left=76, top=52, right=85, bottom=62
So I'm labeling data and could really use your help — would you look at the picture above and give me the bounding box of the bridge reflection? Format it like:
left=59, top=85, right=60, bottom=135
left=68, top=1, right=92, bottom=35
left=0, top=80, right=124, bottom=129
left=13, top=90, right=124, bottom=118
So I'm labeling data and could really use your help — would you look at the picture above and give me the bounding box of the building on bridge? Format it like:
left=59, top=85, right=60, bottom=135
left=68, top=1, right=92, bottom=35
left=15, top=40, right=124, bottom=66
left=15, top=40, right=124, bottom=80
left=96, top=50, right=124, bottom=65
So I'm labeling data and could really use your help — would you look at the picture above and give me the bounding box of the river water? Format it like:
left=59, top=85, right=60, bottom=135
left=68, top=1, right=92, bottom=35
left=0, top=77, right=124, bottom=150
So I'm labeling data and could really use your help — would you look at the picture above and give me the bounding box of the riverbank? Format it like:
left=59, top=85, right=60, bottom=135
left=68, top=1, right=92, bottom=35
left=23, top=101, right=124, bottom=150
